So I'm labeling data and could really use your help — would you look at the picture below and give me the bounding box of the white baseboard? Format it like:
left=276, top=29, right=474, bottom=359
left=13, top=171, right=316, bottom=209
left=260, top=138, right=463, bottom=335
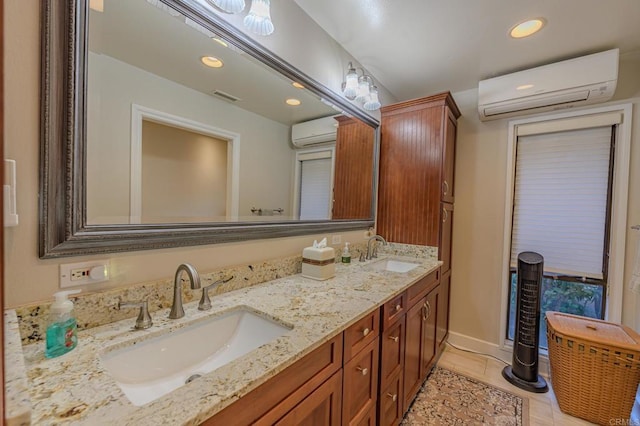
left=447, top=331, right=550, bottom=377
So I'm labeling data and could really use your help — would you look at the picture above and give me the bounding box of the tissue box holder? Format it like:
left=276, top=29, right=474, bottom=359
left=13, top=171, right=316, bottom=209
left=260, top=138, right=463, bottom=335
left=301, top=246, right=335, bottom=281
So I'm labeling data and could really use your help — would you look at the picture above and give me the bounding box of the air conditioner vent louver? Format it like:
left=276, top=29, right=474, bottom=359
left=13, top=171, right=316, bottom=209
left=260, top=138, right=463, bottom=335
left=291, top=116, right=338, bottom=148
left=478, top=49, right=618, bottom=121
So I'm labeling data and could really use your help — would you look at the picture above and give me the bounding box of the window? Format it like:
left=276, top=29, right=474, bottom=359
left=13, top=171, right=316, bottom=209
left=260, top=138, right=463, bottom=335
left=506, top=125, right=615, bottom=348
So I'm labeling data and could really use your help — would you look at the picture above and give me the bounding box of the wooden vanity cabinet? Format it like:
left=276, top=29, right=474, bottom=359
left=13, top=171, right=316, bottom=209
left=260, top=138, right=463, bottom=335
left=343, top=337, right=380, bottom=425
left=402, top=283, right=439, bottom=415
left=437, top=270, right=451, bottom=350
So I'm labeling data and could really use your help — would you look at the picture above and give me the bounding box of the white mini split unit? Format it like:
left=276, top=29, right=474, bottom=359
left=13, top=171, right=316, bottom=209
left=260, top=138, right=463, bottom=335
left=478, top=48, right=618, bottom=121
left=291, top=115, right=338, bottom=148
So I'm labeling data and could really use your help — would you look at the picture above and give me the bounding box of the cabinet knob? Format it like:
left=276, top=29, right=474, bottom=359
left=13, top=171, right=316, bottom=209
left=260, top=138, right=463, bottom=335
left=386, top=393, right=398, bottom=402
left=388, top=335, right=399, bottom=343
left=356, top=366, right=368, bottom=376
left=443, top=180, right=449, bottom=196
left=362, top=327, right=370, bottom=337
left=395, top=304, right=402, bottom=312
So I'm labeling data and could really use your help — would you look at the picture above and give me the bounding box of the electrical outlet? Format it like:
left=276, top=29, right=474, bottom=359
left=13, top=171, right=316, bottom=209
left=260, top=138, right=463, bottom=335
left=60, top=259, right=110, bottom=288
left=331, top=235, right=342, bottom=245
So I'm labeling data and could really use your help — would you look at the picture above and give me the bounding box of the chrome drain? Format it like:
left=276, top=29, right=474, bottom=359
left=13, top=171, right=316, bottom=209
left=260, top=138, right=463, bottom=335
left=185, top=374, right=202, bottom=384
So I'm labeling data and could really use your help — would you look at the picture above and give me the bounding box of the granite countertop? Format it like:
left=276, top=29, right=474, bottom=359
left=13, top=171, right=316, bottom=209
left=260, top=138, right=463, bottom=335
left=12, top=255, right=440, bottom=425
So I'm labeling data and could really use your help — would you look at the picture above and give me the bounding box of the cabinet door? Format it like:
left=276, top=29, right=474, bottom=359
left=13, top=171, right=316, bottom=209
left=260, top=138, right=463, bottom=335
left=437, top=271, right=451, bottom=350
left=441, top=111, right=457, bottom=203
left=439, top=203, right=454, bottom=275
left=403, top=298, right=425, bottom=412
left=343, top=338, right=379, bottom=426
left=421, top=289, right=438, bottom=378
left=274, top=371, right=343, bottom=426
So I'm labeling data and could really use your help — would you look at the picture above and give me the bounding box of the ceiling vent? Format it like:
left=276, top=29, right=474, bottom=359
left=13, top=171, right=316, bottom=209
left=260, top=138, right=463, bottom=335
left=478, top=49, right=618, bottom=121
left=211, top=90, right=241, bottom=103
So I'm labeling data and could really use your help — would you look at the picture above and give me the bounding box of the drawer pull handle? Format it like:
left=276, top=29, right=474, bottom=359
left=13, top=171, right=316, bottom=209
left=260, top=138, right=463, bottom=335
left=356, top=366, right=368, bottom=376
left=425, top=301, right=431, bottom=319
left=389, top=335, right=399, bottom=343
left=362, top=327, right=370, bottom=337
left=395, top=304, right=402, bottom=312
left=443, top=180, right=449, bottom=196
left=386, top=393, right=398, bottom=402
left=422, top=302, right=428, bottom=321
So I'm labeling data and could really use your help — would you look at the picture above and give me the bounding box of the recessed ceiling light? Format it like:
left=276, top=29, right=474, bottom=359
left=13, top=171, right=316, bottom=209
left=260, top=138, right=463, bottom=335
left=510, top=18, right=545, bottom=39
left=201, top=56, right=224, bottom=68
left=212, top=38, right=229, bottom=48
left=286, top=98, right=301, bottom=106
left=517, top=84, right=534, bottom=90
left=292, top=82, right=305, bottom=89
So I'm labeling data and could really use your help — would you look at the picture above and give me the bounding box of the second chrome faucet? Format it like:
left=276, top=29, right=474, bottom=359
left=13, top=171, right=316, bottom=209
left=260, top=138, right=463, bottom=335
left=169, top=263, right=201, bottom=319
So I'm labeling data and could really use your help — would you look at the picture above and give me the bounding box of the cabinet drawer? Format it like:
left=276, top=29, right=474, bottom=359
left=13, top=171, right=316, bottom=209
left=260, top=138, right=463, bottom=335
left=378, top=371, right=403, bottom=426
left=204, top=334, right=342, bottom=425
left=380, top=316, right=405, bottom=388
left=382, top=292, right=406, bottom=330
left=407, top=269, right=439, bottom=308
left=344, top=308, right=380, bottom=361
left=343, top=337, right=379, bottom=426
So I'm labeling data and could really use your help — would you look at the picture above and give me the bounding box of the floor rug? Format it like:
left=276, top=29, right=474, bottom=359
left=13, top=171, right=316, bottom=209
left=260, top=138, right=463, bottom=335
left=402, top=367, right=529, bottom=425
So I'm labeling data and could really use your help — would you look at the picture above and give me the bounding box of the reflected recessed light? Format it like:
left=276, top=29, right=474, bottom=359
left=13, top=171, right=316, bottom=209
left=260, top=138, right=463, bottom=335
left=517, top=84, right=535, bottom=90
left=286, top=98, right=301, bottom=106
left=212, top=37, right=229, bottom=48
left=292, top=82, right=305, bottom=89
left=201, top=56, right=224, bottom=68
left=510, top=18, right=545, bottom=38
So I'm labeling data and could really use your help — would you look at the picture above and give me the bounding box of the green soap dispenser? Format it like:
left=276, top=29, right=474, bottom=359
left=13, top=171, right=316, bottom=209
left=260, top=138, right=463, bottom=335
left=45, top=289, right=80, bottom=358
left=341, top=242, right=351, bottom=264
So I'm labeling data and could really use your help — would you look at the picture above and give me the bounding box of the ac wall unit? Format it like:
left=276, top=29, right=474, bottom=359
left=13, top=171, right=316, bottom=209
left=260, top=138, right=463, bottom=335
left=291, top=115, right=338, bottom=148
left=478, top=49, right=618, bottom=121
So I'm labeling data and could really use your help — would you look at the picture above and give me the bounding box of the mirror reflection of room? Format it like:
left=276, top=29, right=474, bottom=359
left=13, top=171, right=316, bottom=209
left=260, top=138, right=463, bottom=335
left=85, top=0, right=375, bottom=225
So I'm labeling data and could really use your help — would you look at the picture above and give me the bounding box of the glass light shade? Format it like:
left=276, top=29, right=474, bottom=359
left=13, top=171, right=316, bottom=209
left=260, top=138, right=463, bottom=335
left=363, top=86, right=381, bottom=111
left=243, top=0, right=274, bottom=36
left=355, top=76, right=371, bottom=103
left=208, top=0, right=245, bottom=14
left=343, top=66, right=358, bottom=100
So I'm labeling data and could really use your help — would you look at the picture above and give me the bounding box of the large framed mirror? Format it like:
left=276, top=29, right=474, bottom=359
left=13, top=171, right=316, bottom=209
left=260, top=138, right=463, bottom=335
left=41, top=0, right=379, bottom=258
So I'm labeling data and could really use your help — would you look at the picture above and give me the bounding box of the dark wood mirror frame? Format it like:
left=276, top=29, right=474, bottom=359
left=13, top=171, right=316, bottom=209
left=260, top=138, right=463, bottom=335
left=40, top=0, right=379, bottom=259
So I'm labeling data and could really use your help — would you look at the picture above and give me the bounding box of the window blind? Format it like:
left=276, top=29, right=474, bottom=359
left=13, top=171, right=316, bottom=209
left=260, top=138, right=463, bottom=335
left=299, top=157, right=332, bottom=220
left=510, top=126, right=612, bottom=279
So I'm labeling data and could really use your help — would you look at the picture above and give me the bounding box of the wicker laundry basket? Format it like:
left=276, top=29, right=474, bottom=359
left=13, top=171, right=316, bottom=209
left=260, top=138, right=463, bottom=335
left=546, top=312, right=640, bottom=425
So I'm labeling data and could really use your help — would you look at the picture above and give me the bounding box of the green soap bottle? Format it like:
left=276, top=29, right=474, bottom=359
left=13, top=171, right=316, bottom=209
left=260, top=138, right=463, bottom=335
left=45, top=290, right=80, bottom=359
left=341, top=242, right=351, bottom=264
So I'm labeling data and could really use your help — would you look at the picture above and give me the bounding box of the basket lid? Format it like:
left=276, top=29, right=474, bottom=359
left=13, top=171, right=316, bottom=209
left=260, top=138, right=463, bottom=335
left=546, top=312, right=640, bottom=351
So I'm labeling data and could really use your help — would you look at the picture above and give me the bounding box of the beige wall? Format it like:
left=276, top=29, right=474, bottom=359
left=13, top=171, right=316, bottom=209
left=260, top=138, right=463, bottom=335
left=450, top=53, right=640, bottom=344
left=2, top=0, right=370, bottom=307
left=141, top=121, right=228, bottom=222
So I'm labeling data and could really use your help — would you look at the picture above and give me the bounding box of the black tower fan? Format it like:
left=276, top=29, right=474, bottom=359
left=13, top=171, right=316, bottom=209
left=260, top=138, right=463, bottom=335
left=502, top=251, right=548, bottom=392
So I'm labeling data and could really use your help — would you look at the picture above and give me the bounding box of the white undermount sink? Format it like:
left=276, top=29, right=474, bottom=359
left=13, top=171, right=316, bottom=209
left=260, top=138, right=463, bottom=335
left=369, top=258, right=421, bottom=273
left=99, top=307, right=292, bottom=406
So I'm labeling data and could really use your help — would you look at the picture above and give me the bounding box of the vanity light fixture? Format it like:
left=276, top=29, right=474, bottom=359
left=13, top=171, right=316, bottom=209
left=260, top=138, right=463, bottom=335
left=510, top=18, right=546, bottom=38
left=285, top=98, right=301, bottom=106
left=341, top=62, right=381, bottom=111
left=201, top=56, right=224, bottom=68
left=244, top=0, right=275, bottom=36
left=207, top=0, right=246, bottom=14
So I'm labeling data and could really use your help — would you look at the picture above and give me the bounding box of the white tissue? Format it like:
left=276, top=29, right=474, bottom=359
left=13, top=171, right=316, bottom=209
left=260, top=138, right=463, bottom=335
left=312, top=238, right=328, bottom=248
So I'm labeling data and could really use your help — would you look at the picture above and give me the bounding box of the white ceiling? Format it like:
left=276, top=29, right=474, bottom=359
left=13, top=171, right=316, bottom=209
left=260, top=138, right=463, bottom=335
left=294, top=0, right=640, bottom=101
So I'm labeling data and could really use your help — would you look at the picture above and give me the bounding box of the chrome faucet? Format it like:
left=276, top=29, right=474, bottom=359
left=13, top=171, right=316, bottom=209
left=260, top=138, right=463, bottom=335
left=366, top=235, right=388, bottom=260
left=169, top=263, right=201, bottom=319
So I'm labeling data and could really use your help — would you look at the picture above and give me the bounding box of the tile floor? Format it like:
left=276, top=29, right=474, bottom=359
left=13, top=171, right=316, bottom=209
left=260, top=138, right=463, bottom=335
left=436, top=344, right=595, bottom=425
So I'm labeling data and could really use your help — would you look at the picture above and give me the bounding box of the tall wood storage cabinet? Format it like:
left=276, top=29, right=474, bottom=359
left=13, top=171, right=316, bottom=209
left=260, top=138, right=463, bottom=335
left=378, top=92, right=460, bottom=351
